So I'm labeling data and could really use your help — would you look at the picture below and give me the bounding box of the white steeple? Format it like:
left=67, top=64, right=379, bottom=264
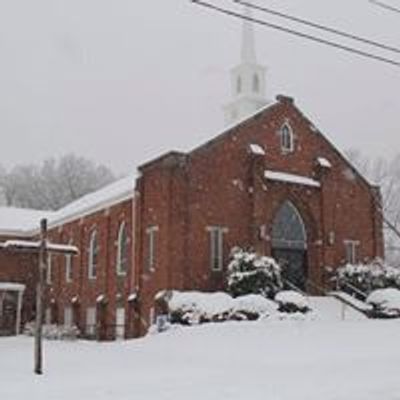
left=224, top=4, right=268, bottom=125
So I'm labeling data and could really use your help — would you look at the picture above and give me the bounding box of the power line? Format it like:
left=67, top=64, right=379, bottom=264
left=233, top=0, right=400, bottom=54
left=369, top=0, right=400, bottom=14
left=191, top=0, right=400, bottom=68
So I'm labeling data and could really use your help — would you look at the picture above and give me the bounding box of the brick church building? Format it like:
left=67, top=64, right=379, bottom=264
left=0, top=12, right=383, bottom=339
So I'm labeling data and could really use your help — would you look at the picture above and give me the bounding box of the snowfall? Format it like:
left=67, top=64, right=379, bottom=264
left=2, top=304, right=400, bottom=400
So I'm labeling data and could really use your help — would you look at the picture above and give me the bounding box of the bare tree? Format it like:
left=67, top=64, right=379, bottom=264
left=346, top=149, right=400, bottom=265
left=2, top=154, right=116, bottom=211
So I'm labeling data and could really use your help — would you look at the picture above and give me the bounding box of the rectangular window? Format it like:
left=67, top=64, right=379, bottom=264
left=115, top=307, right=125, bottom=340
left=65, top=254, right=73, bottom=283
left=86, top=307, right=97, bottom=337
left=46, top=255, right=52, bottom=285
left=344, top=240, right=360, bottom=264
left=45, top=307, right=52, bottom=325
left=146, top=226, right=159, bottom=272
left=208, top=227, right=227, bottom=271
left=64, top=307, right=73, bottom=327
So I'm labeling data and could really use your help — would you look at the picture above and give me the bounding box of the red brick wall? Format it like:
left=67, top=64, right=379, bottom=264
left=0, top=235, right=38, bottom=327
left=0, top=95, right=385, bottom=339
left=135, top=96, right=384, bottom=324
left=44, top=199, right=135, bottom=339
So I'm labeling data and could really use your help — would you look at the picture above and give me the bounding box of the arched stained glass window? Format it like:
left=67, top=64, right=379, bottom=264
left=272, top=201, right=307, bottom=250
left=280, top=123, right=294, bottom=153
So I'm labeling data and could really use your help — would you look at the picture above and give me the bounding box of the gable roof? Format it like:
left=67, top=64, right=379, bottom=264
left=189, top=94, right=374, bottom=191
left=0, top=173, right=136, bottom=237
left=0, top=207, right=56, bottom=237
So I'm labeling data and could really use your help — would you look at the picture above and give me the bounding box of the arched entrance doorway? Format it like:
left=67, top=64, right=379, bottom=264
left=271, top=201, right=308, bottom=291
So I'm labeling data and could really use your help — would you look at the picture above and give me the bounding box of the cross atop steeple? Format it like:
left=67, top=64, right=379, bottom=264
left=224, top=4, right=268, bottom=125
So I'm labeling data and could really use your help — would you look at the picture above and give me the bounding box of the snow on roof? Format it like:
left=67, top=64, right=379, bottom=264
left=0, top=207, right=55, bottom=237
left=265, top=170, right=321, bottom=188
left=0, top=174, right=136, bottom=236
left=0, top=282, right=25, bottom=292
left=249, top=144, right=266, bottom=156
left=48, top=174, right=136, bottom=229
left=317, top=157, right=332, bottom=169
left=3, top=240, right=78, bottom=254
left=96, top=294, right=107, bottom=303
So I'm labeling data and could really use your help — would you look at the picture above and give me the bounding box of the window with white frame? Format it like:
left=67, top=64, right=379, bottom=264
left=64, top=306, right=73, bottom=327
left=88, top=230, right=99, bottom=280
left=45, top=307, right=52, bottom=325
left=146, top=226, right=159, bottom=272
left=65, top=240, right=73, bottom=283
left=115, top=307, right=126, bottom=340
left=280, top=123, right=294, bottom=153
left=253, top=74, right=260, bottom=93
left=116, top=222, right=129, bottom=276
left=86, top=307, right=97, bottom=337
left=344, top=240, right=360, bottom=264
left=237, top=76, right=242, bottom=94
left=46, top=254, right=52, bottom=285
left=208, top=227, right=227, bottom=271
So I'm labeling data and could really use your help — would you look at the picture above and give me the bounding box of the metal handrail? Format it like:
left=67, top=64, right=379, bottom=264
left=340, top=280, right=368, bottom=300
left=282, top=278, right=308, bottom=296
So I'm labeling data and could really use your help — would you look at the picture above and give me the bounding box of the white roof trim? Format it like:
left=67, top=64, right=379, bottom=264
left=265, top=170, right=321, bottom=188
left=0, top=282, right=25, bottom=292
left=249, top=143, right=266, bottom=156
left=0, top=174, right=136, bottom=236
left=317, top=157, right=332, bottom=169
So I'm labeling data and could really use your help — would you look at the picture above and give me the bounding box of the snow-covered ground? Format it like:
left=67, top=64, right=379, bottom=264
left=1, top=318, right=400, bottom=400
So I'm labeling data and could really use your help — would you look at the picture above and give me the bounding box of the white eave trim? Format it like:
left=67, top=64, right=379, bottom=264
left=265, top=170, right=321, bottom=188
left=0, top=282, right=26, bottom=292
left=47, top=190, right=134, bottom=231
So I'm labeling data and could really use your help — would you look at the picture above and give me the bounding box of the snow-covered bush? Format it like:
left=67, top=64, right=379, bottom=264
left=231, top=295, right=278, bottom=321
left=336, top=260, right=400, bottom=296
left=227, top=247, right=282, bottom=299
left=168, top=292, right=233, bottom=325
left=366, top=288, right=400, bottom=319
left=24, top=323, right=80, bottom=340
left=275, top=291, right=310, bottom=314
left=166, top=291, right=278, bottom=325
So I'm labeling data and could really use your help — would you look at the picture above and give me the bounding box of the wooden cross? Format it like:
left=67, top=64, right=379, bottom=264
left=0, top=218, right=78, bottom=375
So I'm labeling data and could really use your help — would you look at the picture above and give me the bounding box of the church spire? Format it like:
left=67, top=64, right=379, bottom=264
left=241, top=6, right=257, bottom=64
left=223, top=4, right=268, bottom=125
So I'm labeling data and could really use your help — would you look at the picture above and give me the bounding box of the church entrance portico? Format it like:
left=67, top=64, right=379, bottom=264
left=271, top=201, right=309, bottom=291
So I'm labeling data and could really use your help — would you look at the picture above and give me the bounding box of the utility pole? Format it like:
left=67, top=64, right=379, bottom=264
left=0, top=218, right=79, bottom=375
left=35, top=219, right=47, bottom=375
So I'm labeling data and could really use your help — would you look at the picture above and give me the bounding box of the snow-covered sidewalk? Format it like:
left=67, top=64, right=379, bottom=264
left=1, top=319, right=400, bottom=400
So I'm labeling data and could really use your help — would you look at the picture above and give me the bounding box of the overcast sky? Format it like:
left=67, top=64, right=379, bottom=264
left=0, top=0, right=399, bottom=174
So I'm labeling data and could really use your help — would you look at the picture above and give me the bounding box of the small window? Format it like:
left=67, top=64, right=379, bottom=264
left=146, top=226, right=159, bottom=272
left=208, top=227, right=227, bottom=271
left=116, top=222, right=129, bottom=276
left=46, top=254, right=52, bottom=285
left=344, top=240, right=359, bottom=264
left=86, top=307, right=97, bottom=337
left=115, top=307, right=126, bottom=340
left=237, top=76, right=242, bottom=94
left=253, top=74, right=260, bottom=92
left=280, top=123, right=294, bottom=153
left=45, top=307, right=52, bottom=325
left=65, top=240, right=73, bottom=283
left=64, top=307, right=73, bottom=327
left=88, top=230, right=99, bottom=280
